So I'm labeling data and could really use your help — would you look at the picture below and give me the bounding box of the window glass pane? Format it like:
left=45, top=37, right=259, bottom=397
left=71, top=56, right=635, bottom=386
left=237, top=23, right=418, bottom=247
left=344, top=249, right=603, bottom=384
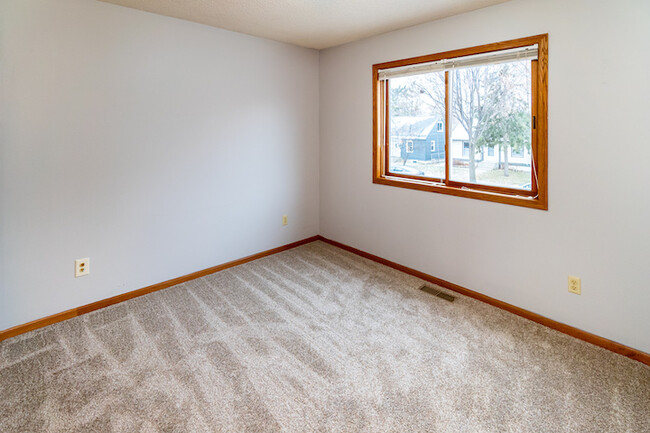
left=449, top=60, right=532, bottom=190
left=388, top=72, right=446, bottom=179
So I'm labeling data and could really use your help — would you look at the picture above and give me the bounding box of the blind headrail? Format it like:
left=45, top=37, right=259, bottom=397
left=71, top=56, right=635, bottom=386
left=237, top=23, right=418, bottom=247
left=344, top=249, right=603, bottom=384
left=378, top=45, right=538, bottom=80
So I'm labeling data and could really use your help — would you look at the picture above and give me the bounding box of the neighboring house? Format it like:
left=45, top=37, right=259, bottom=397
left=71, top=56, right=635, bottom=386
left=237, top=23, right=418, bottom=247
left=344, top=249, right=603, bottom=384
left=392, top=116, right=532, bottom=168
left=390, top=116, right=445, bottom=162
left=450, top=123, right=531, bottom=167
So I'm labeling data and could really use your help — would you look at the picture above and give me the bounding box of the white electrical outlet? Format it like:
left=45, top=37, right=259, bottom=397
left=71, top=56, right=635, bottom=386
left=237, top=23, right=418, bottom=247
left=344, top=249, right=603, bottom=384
left=75, top=258, right=90, bottom=277
left=568, top=275, right=581, bottom=295
left=282, top=215, right=288, bottom=226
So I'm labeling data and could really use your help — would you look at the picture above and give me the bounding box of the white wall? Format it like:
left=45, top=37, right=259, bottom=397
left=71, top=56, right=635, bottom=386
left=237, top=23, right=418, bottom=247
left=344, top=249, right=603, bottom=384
left=319, top=0, right=650, bottom=352
left=2, top=0, right=648, bottom=355
left=0, top=0, right=319, bottom=329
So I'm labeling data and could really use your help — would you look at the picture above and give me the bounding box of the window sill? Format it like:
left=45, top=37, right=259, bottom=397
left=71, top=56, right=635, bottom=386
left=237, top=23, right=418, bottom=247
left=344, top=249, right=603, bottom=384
left=373, top=175, right=548, bottom=210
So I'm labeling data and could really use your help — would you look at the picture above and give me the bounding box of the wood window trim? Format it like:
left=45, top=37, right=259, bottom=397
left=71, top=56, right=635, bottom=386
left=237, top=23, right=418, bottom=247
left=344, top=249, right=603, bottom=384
left=372, top=34, right=548, bottom=210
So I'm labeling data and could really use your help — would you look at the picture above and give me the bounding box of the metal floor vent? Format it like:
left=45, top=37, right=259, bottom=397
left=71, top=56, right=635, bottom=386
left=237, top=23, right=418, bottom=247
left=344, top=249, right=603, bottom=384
left=419, top=285, right=456, bottom=302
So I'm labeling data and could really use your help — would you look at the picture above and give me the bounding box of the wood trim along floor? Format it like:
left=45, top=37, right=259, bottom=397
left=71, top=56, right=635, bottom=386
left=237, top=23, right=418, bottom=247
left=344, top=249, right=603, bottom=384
left=2, top=234, right=648, bottom=366
left=316, top=235, right=650, bottom=366
left=0, top=236, right=320, bottom=342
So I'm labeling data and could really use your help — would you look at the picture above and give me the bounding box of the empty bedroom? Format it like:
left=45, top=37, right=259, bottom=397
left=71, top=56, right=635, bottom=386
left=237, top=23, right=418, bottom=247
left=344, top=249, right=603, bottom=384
left=0, top=0, right=648, bottom=431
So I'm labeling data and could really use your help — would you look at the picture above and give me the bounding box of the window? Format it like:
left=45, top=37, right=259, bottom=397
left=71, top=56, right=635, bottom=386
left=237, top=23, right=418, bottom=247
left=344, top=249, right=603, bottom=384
left=405, top=140, right=414, bottom=153
left=372, top=34, right=548, bottom=210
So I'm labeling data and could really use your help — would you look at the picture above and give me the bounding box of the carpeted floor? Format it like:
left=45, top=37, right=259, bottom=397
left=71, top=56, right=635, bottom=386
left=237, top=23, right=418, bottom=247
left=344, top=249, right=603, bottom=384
left=1, top=241, right=649, bottom=432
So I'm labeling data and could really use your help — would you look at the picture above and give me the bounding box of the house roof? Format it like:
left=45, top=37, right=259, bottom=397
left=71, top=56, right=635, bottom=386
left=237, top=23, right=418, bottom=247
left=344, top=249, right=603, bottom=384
left=391, top=116, right=442, bottom=140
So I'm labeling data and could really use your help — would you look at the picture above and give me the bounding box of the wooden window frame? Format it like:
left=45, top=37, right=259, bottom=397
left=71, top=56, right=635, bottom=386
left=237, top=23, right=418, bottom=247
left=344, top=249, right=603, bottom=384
left=372, top=34, right=548, bottom=210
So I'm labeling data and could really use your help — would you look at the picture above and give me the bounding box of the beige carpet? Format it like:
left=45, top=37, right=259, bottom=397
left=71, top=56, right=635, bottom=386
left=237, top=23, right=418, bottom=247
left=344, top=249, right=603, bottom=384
left=1, top=241, right=649, bottom=432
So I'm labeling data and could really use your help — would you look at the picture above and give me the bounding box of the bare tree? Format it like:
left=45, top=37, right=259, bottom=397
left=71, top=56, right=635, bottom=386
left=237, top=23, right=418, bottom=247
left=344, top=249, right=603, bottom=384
left=411, top=62, right=530, bottom=183
left=476, top=63, right=531, bottom=177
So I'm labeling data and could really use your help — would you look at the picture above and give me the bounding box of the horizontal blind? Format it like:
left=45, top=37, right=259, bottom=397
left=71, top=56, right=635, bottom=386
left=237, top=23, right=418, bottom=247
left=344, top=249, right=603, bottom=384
left=378, top=45, right=538, bottom=80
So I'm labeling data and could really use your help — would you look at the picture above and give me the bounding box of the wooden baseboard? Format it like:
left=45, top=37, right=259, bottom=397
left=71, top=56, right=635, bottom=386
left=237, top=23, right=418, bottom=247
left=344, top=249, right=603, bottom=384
left=3, top=234, right=648, bottom=366
left=0, top=236, right=320, bottom=342
left=316, top=235, right=650, bottom=366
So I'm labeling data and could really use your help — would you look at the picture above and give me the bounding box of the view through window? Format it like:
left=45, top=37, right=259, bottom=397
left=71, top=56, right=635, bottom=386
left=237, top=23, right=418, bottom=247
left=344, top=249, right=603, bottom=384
left=374, top=35, right=547, bottom=209
left=448, top=60, right=532, bottom=190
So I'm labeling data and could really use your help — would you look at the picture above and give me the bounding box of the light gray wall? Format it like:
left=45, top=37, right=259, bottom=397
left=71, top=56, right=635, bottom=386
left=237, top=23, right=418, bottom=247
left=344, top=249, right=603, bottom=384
left=319, top=0, right=650, bottom=352
left=0, top=0, right=319, bottom=329
left=2, top=0, right=649, bottom=355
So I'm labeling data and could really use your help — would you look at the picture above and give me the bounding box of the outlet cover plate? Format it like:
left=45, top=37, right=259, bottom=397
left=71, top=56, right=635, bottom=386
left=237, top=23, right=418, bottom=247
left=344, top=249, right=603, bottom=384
left=568, top=275, right=581, bottom=295
left=75, top=258, right=90, bottom=277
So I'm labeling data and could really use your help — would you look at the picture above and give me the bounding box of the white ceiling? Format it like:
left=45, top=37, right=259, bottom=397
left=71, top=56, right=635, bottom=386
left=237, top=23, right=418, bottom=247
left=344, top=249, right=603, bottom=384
left=98, top=0, right=510, bottom=49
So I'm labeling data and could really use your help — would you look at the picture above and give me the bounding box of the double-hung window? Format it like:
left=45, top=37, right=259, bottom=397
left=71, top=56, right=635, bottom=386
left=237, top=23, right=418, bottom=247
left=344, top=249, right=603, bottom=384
left=372, top=35, right=548, bottom=209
